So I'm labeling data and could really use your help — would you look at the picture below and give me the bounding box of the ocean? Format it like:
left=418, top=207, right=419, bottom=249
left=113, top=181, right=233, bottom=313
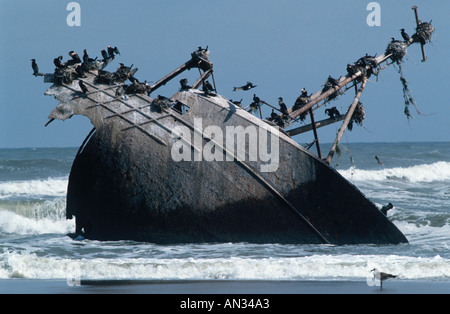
left=0, top=142, right=449, bottom=290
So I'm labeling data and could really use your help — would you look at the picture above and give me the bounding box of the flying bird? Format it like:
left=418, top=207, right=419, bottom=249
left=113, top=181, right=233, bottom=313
left=233, top=82, right=257, bottom=92
left=375, top=155, right=383, bottom=166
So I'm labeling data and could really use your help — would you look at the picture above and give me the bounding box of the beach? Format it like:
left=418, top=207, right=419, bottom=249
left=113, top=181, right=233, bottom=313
left=2, top=279, right=449, bottom=294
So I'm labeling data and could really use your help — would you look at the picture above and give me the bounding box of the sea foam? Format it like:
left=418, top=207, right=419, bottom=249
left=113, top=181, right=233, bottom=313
left=339, top=161, right=450, bottom=183
left=1, top=253, right=449, bottom=280
left=0, top=178, right=68, bottom=200
left=0, top=198, right=73, bottom=235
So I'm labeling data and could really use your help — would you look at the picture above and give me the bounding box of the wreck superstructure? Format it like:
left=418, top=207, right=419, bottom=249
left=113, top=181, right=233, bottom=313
left=36, top=7, right=434, bottom=244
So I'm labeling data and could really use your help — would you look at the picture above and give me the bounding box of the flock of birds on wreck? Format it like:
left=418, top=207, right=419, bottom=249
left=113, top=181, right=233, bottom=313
left=30, top=26, right=417, bottom=132
left=30, top=46, right=355, bottom=130
left=30, top=34, right=417, bottom=287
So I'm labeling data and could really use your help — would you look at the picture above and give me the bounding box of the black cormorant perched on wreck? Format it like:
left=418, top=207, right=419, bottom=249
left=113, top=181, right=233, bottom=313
left=75, top=65, right=87, bottom=78
left=54, top=56, right=65, bottom=69
left=278, top=97, right=288, bottom=116
left=82, top=49, right=97, bottom=63
left=401, top=28, right=410, bottom=42
left=69, top=51, right=82, bottom=64
left=101, top=49, right=109, bottom=61
left=233, top=82, right=257, bottom=92
left=107, top=46, right=115, bottom=59
left=78, top=80, right=88, bottom=94
left=83, top=49, right=89, bottom=63
left=380, top=203, right=393, bottom=216
left=179, top=78, right=191, bottom=91
left=31, top=59, right=39, bottom=76
left=107, top=46, right=121, bottom=59
left=325, top=107, right=340, bottom=119
left=202, top=80, right=215, bottom=95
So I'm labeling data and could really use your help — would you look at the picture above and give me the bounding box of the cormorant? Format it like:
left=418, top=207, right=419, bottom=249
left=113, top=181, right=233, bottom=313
left=83, top=50, right=89, bottom=63
left=31, top=59, right=39, bottom=76
left=101, top=49, right=109, bottom=60
left=202, top=80, right=215, bottom=95
left=375, top=155, right=384, bottom=166
left=75, top=65, right=87, bottom=78
left=107, top=46, right=115, bottom=59
left=380, top=203, right=393, bottom=216
left=278, top=97, right=288, bottom=116
left=69, top=51, right=82, bottom=64
left=54, top=56, right=65, bottom=69
left=371, top=268, right=397, bottom=290
left=400, top=28, right=410, bottom=42
left=301, top=88, right=308, bottom=97
left=267, top=109, right=278, bottom=121
left=230, top=99, right=243, bottom=107
left=119, top=63, right=133, bottom=71
left=347, top=63, right=357, bottom=76
left=79, top=80, right=88, bottom=94
left=233, top=82, right=257, bottom=92
left=326, top=75, right=340, bottom=87
left=113, top=46, right=120, bottom=55
left=325, top=107, right=340, bottom=119
left=82, top=50, right=97, bottom=64
left=179, top=78, right=191, bottom=90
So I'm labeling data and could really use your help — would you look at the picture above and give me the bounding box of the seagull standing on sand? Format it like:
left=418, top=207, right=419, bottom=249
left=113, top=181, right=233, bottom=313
left=371, top=268, right=397, bottom=290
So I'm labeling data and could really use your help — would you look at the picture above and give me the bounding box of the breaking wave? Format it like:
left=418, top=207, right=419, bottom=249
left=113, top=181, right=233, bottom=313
left=0, top=198, right=73, bottom=235
left=339, top=161, right=450, bottom=183
left=0, top=178, right=68, bottom=200
left=1, top=253, right=449, bottom=280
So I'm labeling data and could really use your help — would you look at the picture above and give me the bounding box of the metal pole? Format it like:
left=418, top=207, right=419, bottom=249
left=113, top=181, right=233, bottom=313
left=308, top=108, right=322, bottom=159
left=326, top=79, right=367, bottom=164
left=286, top=114, right=345, bottom=137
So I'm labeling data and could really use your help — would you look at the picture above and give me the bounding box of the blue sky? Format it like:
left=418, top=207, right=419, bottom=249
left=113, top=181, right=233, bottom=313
left=0, top=0, right=448, bottom=148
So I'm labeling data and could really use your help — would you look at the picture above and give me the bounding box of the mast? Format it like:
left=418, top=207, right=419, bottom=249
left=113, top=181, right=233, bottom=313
left=281, top=6, right=434, bottom=163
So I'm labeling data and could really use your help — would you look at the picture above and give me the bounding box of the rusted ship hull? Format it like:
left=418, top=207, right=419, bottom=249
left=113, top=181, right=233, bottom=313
left=63, top=90, right=407, bottom=244
left=40, top=10, right=438, bottom=244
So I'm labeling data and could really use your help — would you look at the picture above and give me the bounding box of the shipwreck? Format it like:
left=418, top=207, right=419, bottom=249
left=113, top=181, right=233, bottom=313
left=34, top=7, right=434, bottom=245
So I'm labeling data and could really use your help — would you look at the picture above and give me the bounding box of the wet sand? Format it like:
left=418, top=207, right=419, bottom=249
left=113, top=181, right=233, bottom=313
left=1, top=279, right=449, bottom=294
